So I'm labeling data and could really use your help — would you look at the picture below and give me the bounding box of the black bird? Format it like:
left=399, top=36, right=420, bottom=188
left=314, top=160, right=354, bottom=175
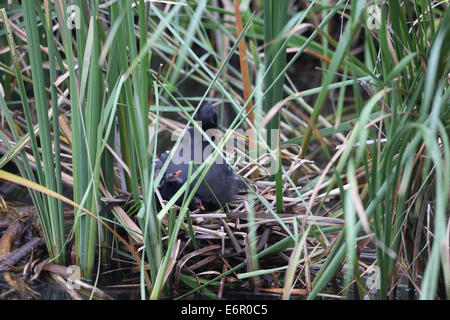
left=155, top=102, right=246, bottom=211
left=157, top=169, right=182, bottom=201
left=157, top=169, right=205, bottom=211
left=193, top=161, right=247, bottom=211
left=194, top=102, right=218, bottom=131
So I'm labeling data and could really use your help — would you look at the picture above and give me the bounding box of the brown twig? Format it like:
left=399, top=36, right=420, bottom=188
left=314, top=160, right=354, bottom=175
left=232, top=0, right=254, bottom=128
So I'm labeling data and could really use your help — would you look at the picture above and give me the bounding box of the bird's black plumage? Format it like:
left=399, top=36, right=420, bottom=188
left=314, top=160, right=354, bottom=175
left=194, top=102, right=218, bottom=131
left=155, top=102, right=246, bottom=212
left=157, top=169, right=205, bottom=211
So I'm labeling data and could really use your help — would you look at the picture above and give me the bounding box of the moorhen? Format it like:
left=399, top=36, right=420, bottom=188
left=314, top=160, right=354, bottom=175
left=194, top=102, right=218, bottom=131
left=157, top=169, right=205, bottom=211
left=155, top=103, right=246, bottom=212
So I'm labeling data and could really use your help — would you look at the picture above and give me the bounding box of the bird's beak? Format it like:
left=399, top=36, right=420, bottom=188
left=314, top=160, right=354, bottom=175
left=173, top=170, right=182, bottom=180
left=197, top=202, right=205, bottom=211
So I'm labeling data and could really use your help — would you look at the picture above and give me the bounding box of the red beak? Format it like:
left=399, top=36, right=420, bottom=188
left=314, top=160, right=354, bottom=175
left=173, top=170, right=182, bottom=180
left=197, top=202, right=205, bottom=211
